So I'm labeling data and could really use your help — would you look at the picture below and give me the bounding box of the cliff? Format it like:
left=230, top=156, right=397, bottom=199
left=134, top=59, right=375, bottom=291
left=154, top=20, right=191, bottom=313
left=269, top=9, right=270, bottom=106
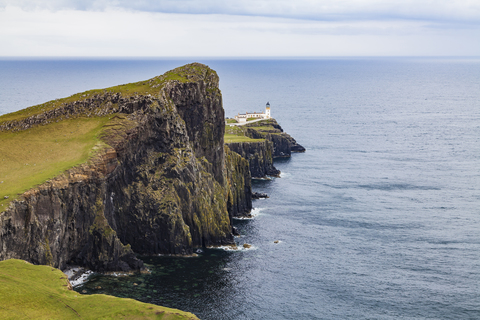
left=224, top=146, right=252, bottom=216
left=226, top=140, right=280, bottom=178
left=0, top=63, right=250, bottom=271
left=243, top=119, right=306, bottom=157
left=224, top=119, right=305, bottom=179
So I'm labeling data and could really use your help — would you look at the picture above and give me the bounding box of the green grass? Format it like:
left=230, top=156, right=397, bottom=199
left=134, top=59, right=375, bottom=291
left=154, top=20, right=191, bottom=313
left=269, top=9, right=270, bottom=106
left=245, top=126, right=279, bottom=132
left=0, top=63, right=219, bottom=211
left=225, top=119, right=237, bottom=124
left=0, top=116, right=112, bottom=210
left=0, top=259, right=199, bottom=320
left=224, top=124, right=265, bottom=143
left=0, top=63, right=216, bottom=125
left=225, top=125, right=244, bottom=135
left=224, top=134, right=264, bottom=143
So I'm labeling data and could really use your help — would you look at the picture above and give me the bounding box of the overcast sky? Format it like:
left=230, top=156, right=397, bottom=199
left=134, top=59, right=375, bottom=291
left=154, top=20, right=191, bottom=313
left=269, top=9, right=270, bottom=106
left=1, top=0, right=479, bottom=57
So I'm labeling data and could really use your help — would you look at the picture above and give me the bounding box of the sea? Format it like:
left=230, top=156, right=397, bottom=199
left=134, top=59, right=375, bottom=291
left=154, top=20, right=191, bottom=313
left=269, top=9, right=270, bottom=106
left=1, top=58, right=479, bottom=320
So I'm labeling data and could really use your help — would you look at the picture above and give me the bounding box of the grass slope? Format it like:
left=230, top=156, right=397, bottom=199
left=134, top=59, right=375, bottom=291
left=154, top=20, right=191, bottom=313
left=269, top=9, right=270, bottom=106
left=224, top=134, right=263, bottom=143
left=0, top=259, right=199, bottom=320
left=0, top=64, right=213, bottom=125
left=0, top=63, right=217, bottom=212
left=224, top=119, right=283, bottom=142
left=0, top=116, right=112, bottom=210
left=224, top=126, right=264, bottom=143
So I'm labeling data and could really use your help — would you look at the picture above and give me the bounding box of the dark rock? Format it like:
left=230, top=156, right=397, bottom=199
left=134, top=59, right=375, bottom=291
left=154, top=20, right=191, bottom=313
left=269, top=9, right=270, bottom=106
left=226, top=140, right=280, bottom=178
left=0, top=63, right=251, bottom=271
left=225, top=146, right=252, bottom=217
left=252, top=192, right=268, bottom=199
left=232, top=226, right=240, bottom=236
left=244, top=119, right=305, bottom=157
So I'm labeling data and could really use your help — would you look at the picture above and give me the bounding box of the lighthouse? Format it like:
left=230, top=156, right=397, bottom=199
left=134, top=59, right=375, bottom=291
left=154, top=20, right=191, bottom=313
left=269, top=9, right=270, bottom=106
left=265, top=102, right=271, bottom=119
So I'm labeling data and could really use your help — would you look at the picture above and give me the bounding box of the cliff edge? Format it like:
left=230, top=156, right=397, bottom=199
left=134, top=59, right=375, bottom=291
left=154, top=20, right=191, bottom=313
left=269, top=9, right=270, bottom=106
left=225, top=119, right=305, bottom=179
left=0, top=63, right=249, bottom=271
left=0, top=259, right=199, bottom=319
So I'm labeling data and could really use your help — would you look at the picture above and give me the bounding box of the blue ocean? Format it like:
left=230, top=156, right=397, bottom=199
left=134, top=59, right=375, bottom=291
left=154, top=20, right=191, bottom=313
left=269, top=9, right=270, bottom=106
left=1, top=58, right=479, bottom=319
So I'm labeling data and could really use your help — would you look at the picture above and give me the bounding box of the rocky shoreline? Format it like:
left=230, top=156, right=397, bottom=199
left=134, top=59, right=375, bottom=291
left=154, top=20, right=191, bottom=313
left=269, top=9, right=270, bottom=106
left=0, top=63, right=304, bottom=273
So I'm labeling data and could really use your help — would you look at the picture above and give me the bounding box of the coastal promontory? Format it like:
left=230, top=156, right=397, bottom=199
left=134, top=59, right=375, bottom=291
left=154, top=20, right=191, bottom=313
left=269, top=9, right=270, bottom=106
left=0, top=63, right=250, bottom=272
left=0, top=63, right=304, bottom=276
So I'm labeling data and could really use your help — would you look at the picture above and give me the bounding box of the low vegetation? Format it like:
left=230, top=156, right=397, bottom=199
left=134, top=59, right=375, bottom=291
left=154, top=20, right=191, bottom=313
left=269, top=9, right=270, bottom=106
left=224, top=134, right=263, bottom=143
left=224, top=125, right=264, bottom=143
left=0, top=259, right=198, bottom=320
left=0, top=64, right=215, bottom=212
left=223, top=118, right=283, bottom=143
left=0, top=116, right=112, bottom=209
left=0, top=64, right=216, bottom=125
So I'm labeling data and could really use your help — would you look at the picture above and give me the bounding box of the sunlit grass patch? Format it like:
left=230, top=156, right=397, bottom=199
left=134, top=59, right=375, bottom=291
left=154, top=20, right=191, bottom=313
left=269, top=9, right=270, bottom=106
left=0, top=63, right=215, bottom=125
left=224, top=134, right=264, bottom=143
left=0, top=117, right=112, bottom=210
left=0, top=259, right=198, bottom=320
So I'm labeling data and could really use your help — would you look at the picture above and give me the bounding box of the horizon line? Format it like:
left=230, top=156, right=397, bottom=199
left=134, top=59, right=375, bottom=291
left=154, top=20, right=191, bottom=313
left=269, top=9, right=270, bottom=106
left=1, top=55, right=480, bottom=60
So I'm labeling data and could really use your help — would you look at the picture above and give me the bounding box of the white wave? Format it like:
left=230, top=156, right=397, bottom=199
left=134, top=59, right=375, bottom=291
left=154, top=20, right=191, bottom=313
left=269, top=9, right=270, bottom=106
left=233, top=216, right=254, bottom=220
left=209, top=245, right=242, bottom=251
left=157, top=253, right=199, bottom=258
left=280, top=172, right=291, bottom=178
left=251, top=207, right=264, bottom=216
left=232, top=207, right=265, bottom=220
left=209, top=243, right=257, bottom=251
left=107, top=271, right=131, bottom=277
left=239, top=244, right=257, bottom=251
left=67, top=270, right=94, bottom=288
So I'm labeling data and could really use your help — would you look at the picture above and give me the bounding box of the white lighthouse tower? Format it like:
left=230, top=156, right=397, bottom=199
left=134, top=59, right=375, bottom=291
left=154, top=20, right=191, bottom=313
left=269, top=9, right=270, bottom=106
left=265, top=102, right=271, bottom=119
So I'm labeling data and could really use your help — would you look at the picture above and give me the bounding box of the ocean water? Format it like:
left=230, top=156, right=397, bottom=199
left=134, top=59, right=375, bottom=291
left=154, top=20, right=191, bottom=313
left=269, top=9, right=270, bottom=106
left=1, top=58, right=479, bottom=319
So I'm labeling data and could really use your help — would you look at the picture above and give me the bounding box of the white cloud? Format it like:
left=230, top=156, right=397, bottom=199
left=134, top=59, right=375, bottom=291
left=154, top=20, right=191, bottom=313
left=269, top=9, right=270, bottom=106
left=0, top=3, right=479, bottom=57
left=1, top=0, right=480, bottom=23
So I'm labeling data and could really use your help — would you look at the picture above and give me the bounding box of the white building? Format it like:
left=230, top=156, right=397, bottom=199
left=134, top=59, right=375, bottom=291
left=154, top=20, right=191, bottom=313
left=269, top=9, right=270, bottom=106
left=234, top=102, right=271, bottom=123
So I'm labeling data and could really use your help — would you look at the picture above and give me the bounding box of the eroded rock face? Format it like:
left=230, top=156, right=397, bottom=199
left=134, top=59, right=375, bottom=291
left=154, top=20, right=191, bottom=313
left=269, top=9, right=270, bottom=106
left=226, top=140, right=280, bottom=178
left=225, top=146, right=252, bottom=217
left=225, top=119, right=305, bottom=179
left=0, top=63, right=251, bottom=271
left=245, top=119, right=306, bottom=157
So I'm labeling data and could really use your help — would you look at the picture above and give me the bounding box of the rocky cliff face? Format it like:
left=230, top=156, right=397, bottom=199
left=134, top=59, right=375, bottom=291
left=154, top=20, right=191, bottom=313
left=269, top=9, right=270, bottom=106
left=0, top=63, right=251, bottom=271
left=224, top=119, right=305, bottom=179
left=245, top=119, right=305, bottom=157
left=226, top=140, right=280, bottom=178
left=224, top=146, right=253, bottom=217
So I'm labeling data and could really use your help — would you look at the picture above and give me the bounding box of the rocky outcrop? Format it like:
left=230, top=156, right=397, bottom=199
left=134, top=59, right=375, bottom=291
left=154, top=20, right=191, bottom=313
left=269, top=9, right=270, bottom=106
left=225, top=146, right=252, bottom=217
left=0, top=92, right=153, bottom=133
left=245, top=119, right=305, bottom=157
left=224, top=119, right=304, bottom=179
left=226, top=140, right=280, bottom=178
left=0, top=63, right=251, bottom=271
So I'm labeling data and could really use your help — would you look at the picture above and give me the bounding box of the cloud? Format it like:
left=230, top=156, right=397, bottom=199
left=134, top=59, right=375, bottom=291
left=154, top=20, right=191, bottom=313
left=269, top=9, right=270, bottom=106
left=1, top=0, right=480, bottom=23
left=1, top=5, right=479, bottom=57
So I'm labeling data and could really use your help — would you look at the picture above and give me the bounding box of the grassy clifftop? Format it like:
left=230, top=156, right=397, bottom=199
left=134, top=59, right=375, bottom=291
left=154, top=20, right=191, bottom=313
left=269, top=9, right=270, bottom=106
left=0, top=259, right=198, bottom=320
left=224, top=119, right=281, bottom=143
left=0, top=63, right=217, bottom=125
left=0, top=117, right=110, bottom=209
left=224, top=124, right=265, bottom=143
left=0, top=63, right=216, bottom=211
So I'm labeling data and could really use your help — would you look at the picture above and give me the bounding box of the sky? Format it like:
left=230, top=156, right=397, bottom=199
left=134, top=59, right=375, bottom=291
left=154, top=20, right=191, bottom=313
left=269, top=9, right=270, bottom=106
left=0, top=0, right=479, bottom=57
